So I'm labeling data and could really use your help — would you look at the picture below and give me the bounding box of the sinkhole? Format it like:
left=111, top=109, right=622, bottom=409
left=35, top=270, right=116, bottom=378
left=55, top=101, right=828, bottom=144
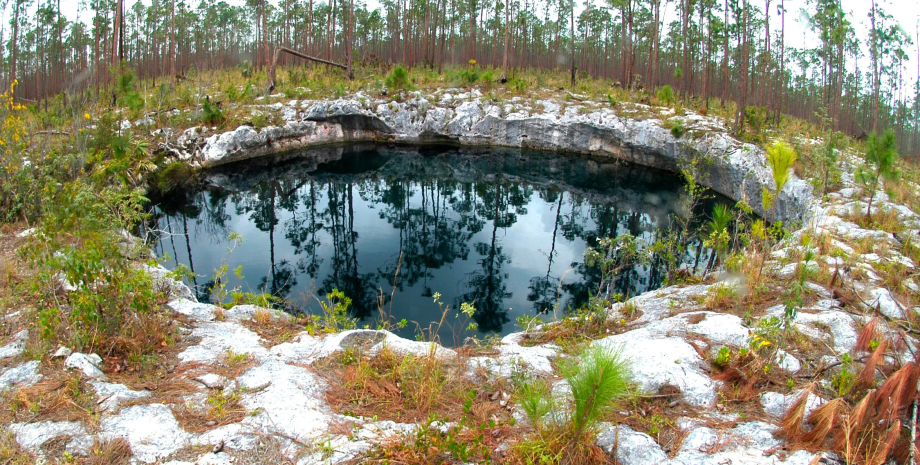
left=148, top=144, right=727, bottom=346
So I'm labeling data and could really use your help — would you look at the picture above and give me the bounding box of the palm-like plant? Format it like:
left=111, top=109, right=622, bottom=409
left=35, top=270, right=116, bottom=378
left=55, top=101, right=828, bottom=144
left=858, top=129, right=899, bottom=220
left=703, top=204, right=732, bottom=273
left=765, top=140, right=798, bottom=222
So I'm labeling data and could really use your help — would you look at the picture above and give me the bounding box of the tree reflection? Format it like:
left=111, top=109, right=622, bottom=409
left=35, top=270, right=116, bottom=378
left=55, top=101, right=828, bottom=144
left=154, top=147, right=714, bottom=342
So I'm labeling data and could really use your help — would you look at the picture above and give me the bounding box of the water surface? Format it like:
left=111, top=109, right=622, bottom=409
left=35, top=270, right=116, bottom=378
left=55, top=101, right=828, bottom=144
left=150, top=145, right=715, bottom=345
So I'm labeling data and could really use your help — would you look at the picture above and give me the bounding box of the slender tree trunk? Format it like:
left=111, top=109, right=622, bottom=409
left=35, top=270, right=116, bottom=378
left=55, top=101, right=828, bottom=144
left=775, top=0, right=784, bottom=124
left=647, top=0, right=659, bottom=89
left=570, top=0, right=575, bottom=87
left=721, top=0, right=729, bottom=107
left=735, top=0, right=748, bottom=133
left=681, top=0, right=690, bottom=100
left=703, top=2, right=712, bottom=109
left=501, top=0, right=510, bottom=82
left=262, top=0, right=269, bottom=69
left=870, top=0, right=879, bottom=132
left=10, top=0, right=21, bottom=93
left=348, top=0, right=354, bottom=78
left=760, top=0, right=770, bottom=108
left=170, top=0, right=176, bottom=82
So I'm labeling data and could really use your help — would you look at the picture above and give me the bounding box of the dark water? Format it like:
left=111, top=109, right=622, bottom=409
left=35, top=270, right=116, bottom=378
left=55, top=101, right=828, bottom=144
left=149, top=145, right=717, bottom=345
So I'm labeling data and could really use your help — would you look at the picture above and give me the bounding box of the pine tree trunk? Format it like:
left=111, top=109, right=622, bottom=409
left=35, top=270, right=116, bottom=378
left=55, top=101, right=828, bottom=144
left=570, top=0, right=575, bottom=87
left=501, top=0, right=509, bottom=82
left=10, top=0, right=20, bottom=93
left=735, top=0, right=748, bottom=134
left=170, top=0, right=176, bottom=83
left=870, top=0, right=879, bottom=133
left=721, top=0, right=728, bottom=107
left=760, top=0, right=770, bottom=108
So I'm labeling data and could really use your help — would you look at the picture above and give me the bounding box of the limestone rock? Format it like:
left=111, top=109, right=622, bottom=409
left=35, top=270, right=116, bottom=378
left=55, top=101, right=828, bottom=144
left=65, top=353, right=107, bottom=380
left=596, top=424, right=667, bottom=465
left=594, top=333, right=716, bottom=407
left=100, top=404, right=192, bottom=463
left=774, top=349, right=802, bottom=373
left=0, top=360, right=43, bottom=389
left=0, top=331, right=26, bottom=360
left=9, top=420, right=87, bottom=454
left=91, top=381, right=150, bottom=413
left=195, top=98, right=814, bottom=223
left=168, top=299, right=220, bottom=322
left=52, top=346, right=73, bottom=358
left=867, top=287, right=906, bottom=319
left=142, top=263, right=197, bottom=302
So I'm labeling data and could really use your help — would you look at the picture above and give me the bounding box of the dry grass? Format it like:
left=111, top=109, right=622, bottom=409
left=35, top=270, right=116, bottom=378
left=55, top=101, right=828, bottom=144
left=0, top=371, right=97, bottom=426
left=317, top=346, right=506, bottom=424
left=0, top=431, right=34, bottom=465
left=234, top=434, right=296, bottom=464
left=80, top=438, right=133, bottom=465
left=241, top=314, right=310, bottom=346
left=173, top=387, right=249, bottom=433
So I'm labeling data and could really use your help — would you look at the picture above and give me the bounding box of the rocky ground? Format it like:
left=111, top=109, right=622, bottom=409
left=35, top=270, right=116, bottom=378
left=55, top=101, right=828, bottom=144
left=2, top=90, right=919, bottom=464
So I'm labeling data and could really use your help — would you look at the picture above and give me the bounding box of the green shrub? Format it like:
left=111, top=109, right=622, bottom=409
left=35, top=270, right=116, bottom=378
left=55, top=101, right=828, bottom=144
left=22, top=180, right=168, bottom=354
left=515, top=377, right=554, bottom=432
left=656, top=85, right=675, bottom=106
left=384, top=65, right=411, bottom=91
left=670, top=121, right=686, bottom=138
left=565, top=344, right=631, bottom=435
left=857, top=129, right=899, bottom=220
left=763, top=140, right=798, bottom=221
left=201, top=98, right=224, bottom=125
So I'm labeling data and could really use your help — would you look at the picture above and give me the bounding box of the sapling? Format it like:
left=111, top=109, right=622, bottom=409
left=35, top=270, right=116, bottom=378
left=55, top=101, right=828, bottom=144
left=703, top=204, right=732, bottom=274
left=763, top=140, right=798, bottom=223
left=857, top=129, right=899, bottom=221
left=565, top=345, right=631, bottom=441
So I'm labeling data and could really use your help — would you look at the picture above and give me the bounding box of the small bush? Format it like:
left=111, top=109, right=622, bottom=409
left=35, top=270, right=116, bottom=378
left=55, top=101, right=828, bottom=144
left=200, top=98, right=224, bottom=125
left=566, top=345, right=631, bottom=434
left=656, top=85, right=675, bottom=106
left=670, top=121, right=686, bottom=138
left=22, top=180, right=169, bottom=355
left=384, top=65, right=410, bottom=91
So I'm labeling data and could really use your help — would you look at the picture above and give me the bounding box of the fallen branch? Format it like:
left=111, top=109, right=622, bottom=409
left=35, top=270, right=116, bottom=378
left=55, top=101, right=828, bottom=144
left=268, top=46, right=347, bottom=90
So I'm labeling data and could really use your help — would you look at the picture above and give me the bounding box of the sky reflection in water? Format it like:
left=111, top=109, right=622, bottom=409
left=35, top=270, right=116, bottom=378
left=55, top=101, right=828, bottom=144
left=150, top=145, right=715, bottom=345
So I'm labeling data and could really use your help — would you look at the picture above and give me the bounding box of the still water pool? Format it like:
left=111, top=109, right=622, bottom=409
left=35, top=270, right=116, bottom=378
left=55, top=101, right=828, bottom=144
left=150, top=145, right=718, bottom=345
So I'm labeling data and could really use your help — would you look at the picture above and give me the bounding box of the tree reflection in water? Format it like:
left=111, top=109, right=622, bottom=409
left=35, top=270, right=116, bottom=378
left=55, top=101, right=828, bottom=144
left=149, top=145, right=723, bottom=346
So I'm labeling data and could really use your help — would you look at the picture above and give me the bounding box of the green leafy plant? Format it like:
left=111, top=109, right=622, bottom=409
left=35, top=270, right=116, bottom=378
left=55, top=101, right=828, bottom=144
left=713, top=347, right=732, bottom=368
left=856, top=129, right=899, bottom=220
left=669, top=120, right=687, bottom=138
left=584, top=234, right=649, bottom=300
left=22, top=180, right=165, bottom=354
left=384, top=65, right=411, bottom=91
left=564, top=344, right=631, bottom=437
left=515, top=377, right=554, bottom=432
left=763, top=140, right=798, bottom=222
left=818, top=131, right=841, bottom=195
left=200, top=98, right=224, bottom=125
left=656, top=85, right=675, bottom=106
left=702, top=204, right=732, bottom=273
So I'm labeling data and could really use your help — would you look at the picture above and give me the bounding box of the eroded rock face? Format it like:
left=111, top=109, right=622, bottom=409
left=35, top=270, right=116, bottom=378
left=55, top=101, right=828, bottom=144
left=191, top=95, right=813, bottom=223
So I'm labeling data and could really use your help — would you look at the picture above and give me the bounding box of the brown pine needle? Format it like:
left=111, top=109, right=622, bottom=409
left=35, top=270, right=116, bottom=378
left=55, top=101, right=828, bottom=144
left=855, top=318, right=880, bottom=353
left=780, top=386, right=812, bottom=442
left=800, top=398, right=845, bottom=451
left=855, top=339, right=888, bottom=391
